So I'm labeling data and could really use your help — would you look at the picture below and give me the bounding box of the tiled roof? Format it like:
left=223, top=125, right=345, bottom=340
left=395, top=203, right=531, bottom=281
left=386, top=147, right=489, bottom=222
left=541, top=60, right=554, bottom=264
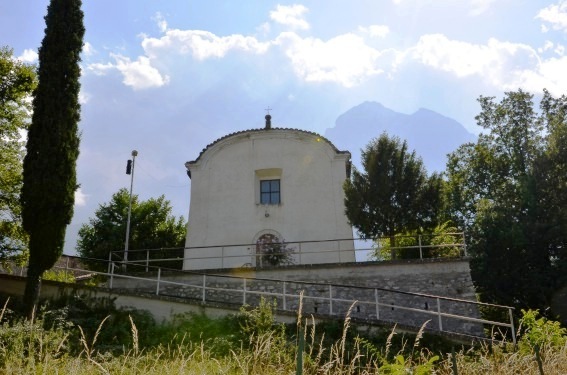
left=187, top=127, right=350, bottom=165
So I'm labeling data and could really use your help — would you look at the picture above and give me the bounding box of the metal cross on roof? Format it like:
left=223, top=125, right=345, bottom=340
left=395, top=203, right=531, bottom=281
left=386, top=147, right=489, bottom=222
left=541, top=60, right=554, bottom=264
left=265, top=107, right=272, bottom=115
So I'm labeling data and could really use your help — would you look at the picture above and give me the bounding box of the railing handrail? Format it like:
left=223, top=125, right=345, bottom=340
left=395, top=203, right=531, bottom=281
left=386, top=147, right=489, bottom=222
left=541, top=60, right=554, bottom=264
left=109, top=233, right=466, bottom=255
left=38, top=253, right=511, bottom=310
left=3, top=254, right=515, bottom=344
left=48, top=261, right=516, bottom=344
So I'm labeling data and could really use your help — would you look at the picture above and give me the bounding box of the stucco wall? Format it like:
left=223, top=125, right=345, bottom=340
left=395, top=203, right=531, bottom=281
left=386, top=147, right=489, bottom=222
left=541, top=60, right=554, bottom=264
left=184, top=129, right=355, bottom=270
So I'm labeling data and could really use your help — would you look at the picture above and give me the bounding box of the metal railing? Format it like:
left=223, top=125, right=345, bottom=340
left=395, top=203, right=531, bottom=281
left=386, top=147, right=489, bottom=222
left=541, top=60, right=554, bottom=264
left=35, top=254, right=516, bottom=345
left=109, top=233, right=468, bottom=271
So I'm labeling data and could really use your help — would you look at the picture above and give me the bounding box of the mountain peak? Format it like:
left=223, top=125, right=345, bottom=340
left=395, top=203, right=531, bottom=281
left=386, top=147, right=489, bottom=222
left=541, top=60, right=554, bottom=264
left=325, top=102, right=476, bottom=173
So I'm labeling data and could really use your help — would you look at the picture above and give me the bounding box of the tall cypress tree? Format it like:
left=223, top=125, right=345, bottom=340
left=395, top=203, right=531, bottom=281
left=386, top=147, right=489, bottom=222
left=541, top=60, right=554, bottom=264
left=21, top=0, right=84, bottom=316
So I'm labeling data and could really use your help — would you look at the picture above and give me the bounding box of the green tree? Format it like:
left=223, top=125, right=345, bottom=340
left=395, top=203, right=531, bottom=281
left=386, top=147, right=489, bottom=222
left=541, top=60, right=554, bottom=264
left=77, top=189, right=187, bottom=271
left=344, top=133, right=444, bottom=257
left=445, top=89, right=567, bottom=315
left=0, top=47, right=37, bottom=266
left=20, top=0, right=84, bottom=317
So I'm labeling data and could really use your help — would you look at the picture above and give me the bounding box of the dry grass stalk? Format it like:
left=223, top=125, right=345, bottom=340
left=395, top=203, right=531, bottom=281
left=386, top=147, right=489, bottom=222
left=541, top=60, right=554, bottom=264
left=129, top=314, right=139, bottom=356
left=0, top=297, right=9, bottom=322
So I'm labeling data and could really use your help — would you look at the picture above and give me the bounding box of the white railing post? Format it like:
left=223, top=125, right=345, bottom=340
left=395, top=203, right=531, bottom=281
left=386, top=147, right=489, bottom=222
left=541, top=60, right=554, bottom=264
left=107, top=251, right=112, bottom=274
left=329, top=285, right=333, bottom=315
left=65, top=256, right=70, bottom=280
left=202, top=274, right=206, bottom=303
left=243, top=278, right=247, bottom=305
left=437, top=298, right=443, bottom=331
left=418, top=235, right=423, bottom=259
left=156, top=268, right=161, bottom=295
left=110, top=262, right=115, bottom=289
left=374, top=289, right=380, bottom=320
left=509, top=308, right=517, bottom=346
left=462, top=232, right=468, bottom=257
left=283, top=281, right=287, bottom=310
left=146, top=250, right=150, bottom=272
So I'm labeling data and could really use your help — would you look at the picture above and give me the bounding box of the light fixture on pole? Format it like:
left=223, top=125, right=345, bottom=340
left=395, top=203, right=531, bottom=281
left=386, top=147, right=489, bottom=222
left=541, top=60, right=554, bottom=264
left=124, top=150, right=138, bottom=265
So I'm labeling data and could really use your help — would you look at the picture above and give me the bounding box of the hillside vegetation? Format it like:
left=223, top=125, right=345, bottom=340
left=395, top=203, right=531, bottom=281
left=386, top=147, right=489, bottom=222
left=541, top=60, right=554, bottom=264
left=1, top=295, right=566, bottom=374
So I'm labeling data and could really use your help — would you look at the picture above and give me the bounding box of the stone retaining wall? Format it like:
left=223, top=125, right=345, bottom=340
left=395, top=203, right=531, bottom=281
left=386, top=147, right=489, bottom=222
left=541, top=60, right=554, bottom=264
left=110, top=258, right=486, bottom=336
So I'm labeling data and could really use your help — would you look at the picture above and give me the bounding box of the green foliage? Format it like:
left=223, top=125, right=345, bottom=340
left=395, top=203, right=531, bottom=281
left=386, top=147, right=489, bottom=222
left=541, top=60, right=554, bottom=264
left=255, top=234, right=295, bottom=267
left=372, top=222, right=463, bottom=260
left=518, top=309, right=567, bottom=355
left=76, top=188, right=187, bottom=271
left=20, top=0, right=85, bottom=316
left=42, top=269, right=76, bottom=283
left=378, top=354, right=439, bottom=374
left=344, top=133, right=444, bottom=252
left=445, top=89, right=567, bottom=314
left=239, top=297, right=280, bottom=336
left=0, top=46, right=36, bottom=266
left=3, top=295, right=567, bottom=374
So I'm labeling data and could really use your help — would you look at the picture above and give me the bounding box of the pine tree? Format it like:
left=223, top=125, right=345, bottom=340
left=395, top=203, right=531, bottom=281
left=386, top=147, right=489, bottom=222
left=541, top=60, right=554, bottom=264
left=21, top=0, right=84, bottom=317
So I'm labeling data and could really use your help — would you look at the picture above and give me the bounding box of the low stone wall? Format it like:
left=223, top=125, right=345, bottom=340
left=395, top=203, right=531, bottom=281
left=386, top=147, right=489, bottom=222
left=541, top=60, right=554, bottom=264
left=110, top=258, right=486, bottom=336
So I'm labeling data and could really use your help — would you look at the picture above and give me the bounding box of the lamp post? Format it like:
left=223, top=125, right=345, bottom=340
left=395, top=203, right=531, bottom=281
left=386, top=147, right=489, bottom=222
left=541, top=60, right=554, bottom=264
left=124, top=150, right=138, bottom=265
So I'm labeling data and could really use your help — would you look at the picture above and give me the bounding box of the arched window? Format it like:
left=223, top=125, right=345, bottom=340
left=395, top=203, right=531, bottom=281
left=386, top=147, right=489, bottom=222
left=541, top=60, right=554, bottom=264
left=255, top=233, right=294, bottom=267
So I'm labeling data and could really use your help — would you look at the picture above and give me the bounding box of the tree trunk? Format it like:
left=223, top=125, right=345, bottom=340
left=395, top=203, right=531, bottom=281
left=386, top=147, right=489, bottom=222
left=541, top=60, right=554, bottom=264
left=23, top=265, right=43, bottom=320
left=390, top=235, right=396, bottom=260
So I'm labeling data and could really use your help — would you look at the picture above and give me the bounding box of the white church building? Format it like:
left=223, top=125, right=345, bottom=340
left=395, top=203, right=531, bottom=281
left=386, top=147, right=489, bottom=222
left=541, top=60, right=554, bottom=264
left=183, top=115, right=355, bottom=270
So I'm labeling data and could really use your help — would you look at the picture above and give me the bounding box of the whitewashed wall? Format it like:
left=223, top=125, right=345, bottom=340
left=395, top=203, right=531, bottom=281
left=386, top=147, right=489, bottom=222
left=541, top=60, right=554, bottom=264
left=183, top=128, right=355, bottom=270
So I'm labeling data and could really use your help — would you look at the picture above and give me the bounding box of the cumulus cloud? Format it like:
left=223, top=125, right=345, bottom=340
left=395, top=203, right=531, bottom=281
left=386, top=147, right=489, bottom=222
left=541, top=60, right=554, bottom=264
left=537, top=1, right=567, bottom=32
left=358, top=25, right=390, bottom=38
left=410, top=34, right=539, bottom=85
left=153, top=12, right=168, bottom=33
left=142, top=29, right=271, bottom=60
left=87, top=54, right=169, bottom=90
left=113, top=55, right=170, bottom=90
left=85, top=6, right=567, bottom=95
left=18, top=49, right=37, bottom=63
left=75, top=188, right=88, bottom=207
left=83, top=42, right=95, bottom=57
left=270, top=4, right=309, bottom=30
left=79, top=92, right=90, bottom=104
left=275, top=32, right=387, bottom=87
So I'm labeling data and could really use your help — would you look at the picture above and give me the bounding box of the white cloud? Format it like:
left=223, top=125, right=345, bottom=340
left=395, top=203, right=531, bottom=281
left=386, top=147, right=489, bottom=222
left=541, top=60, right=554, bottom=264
left=538, top=40, right=554, bottom=53
left=153, top=12, right=168, bottom=33
left=270, top=4, right=309, bottom=30
left=74, top=188, right=88, bottom=207
left=392, top=0, right=495, bottom=15
left=87, top=54, right=170, bottom=90
left=469, top=0, right=495, bottom=16
left=410, top=34, right=539, bottom=85
left=408, top=33, right=567, bottom=95
left=275, top=32, right=386, bottom=87
left=142, top=29, right=270, bottom=60
left=88, top=61, right=115, bottom=75
left=83, top=42, right=95, bottom=57
left=79, top=92, right=90, bottom=104
left=537, top=1, right=567, bottom=32
left=18, top=49, right=37, bottom=63
left=113, top=54, right=170, bottom=90
left=358, top=25, right=390, bottom=38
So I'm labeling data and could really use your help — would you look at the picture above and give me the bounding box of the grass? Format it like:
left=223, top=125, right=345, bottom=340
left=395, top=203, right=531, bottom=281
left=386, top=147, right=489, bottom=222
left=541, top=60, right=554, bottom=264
left=0, top=295, right=566, bottom=374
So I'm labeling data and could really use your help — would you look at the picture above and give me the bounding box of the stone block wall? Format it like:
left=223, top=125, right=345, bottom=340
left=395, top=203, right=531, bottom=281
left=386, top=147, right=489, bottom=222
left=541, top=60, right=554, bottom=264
left=110, top=258, right=490, bottom=337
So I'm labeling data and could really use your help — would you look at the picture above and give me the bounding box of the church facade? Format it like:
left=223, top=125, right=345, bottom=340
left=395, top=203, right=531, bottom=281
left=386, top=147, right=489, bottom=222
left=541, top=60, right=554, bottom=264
left=183, top=115, right=355, bottom=270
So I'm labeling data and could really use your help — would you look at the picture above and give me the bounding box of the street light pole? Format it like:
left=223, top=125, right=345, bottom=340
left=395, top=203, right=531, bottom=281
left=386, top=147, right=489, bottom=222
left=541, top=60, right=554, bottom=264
left=124, top=150, right=138, bottom=264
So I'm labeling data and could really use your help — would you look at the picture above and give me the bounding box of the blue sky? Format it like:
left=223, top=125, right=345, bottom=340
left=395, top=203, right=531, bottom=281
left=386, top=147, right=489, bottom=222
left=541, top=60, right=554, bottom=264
left=1, top=0, right=567, bottom=254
